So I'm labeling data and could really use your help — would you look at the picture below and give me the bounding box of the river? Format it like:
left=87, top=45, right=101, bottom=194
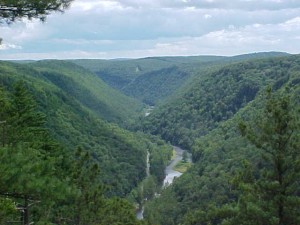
left=136, top=146, right=189, bottom=219
left=163, top=146, right=185, bottom=187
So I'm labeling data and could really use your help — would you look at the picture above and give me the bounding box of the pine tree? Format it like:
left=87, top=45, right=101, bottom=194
left=229, top=89, right=300, bottom=225
left=71, top=147, right=105, bottom=225
left=0, top=0, right=73, bottom=24
left=8, top=81, right=46, bottom=145
left=0, top=82, right=67, bottom=224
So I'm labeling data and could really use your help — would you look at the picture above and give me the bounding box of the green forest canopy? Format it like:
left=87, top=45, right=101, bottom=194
left=0, top=60, right=172, bottom=224
left=142, top=55, right=300, bottom=225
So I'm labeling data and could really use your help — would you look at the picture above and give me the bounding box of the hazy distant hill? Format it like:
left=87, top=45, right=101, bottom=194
left=71, top=56, right=224, bottom=104
left=71, top=52, right=289, bottom=105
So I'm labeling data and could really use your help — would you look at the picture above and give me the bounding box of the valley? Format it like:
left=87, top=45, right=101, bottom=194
left=1, top=1, right=300, bottom=224
left=0, top=52, right=299, bottom=225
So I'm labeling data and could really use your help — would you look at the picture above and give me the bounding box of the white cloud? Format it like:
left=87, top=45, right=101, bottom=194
left=153, top=17, right=300, bottom=56
left=0, top=43, right=22, bottom=50
left=0, top=0, right=300, bottom=59
left=0, top=20, right=51, bottom=45
left=204, top=14, right=212, bottom=19
left=72, top=0, right=129, bottom=11
left=52, top=38, right=115, bottom=45
left=76, top=0, right=300, bottom=10
left=0, top=50, right=107, bottom=60
left=280, top=17, right=300, bottom=31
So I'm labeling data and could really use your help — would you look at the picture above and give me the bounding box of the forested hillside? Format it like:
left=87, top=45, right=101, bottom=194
left=72, top=56, right=224, bottom=105
left=31, top=60, right=143, bottom=125
left=2, top=0, right=298, bottom=224
left=143, top=54, right=300, bottom=225
left=72, top=56, right=225, bottom=89
left=139, top=55, right=300, bottom=149
left=72, top=53, right=288, bottom=105
left=1, top=53, right=299, bottom=225
left=0, top=60, right=172, bottom=224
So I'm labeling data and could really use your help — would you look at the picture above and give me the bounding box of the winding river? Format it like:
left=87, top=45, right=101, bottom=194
left=163, top=146, right=185, bottom=187
left=136, top=146, right=189, bottom=219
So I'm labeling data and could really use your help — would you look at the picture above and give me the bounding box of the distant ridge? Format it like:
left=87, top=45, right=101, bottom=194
left=226, top=51, right=290, bottom=61
left=70, top=51, right=290, bottom=105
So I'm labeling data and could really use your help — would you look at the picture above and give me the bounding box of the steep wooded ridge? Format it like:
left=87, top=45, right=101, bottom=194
left=140, top=54, right=297, bottom=149
left=143, top=54, right=300, bottom=225
left=31, top=60, right=143, bottom=125
left=0, top=60, right=171, bottom=224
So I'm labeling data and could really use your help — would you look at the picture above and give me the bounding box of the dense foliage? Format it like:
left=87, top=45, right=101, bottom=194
left=31, top=60, right=143, bottom=125
left=221, top=89, right=300, bottom=225
left=0, top=60, right=172, bottom=224
left=72, top=56, right=225, bottom=105
left=72, top=53, right=287, bottom=106
left=1, top=52, right=298, bottom=225
left=143, top=54, right=300, bottom=225
left=122, top=66, right=190, bottom=105
left=140, top=55, right=300, bottom=150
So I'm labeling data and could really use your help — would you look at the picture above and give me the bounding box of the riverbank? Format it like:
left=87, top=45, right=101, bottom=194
left=136, top=146, right=191, bottom=219
left=173, top=161, right=191, bottom=173
left=163, top=146, right=184, bottom=187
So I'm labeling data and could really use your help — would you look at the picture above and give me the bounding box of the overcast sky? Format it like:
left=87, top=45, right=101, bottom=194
left=1, top=0, right=300, bottom=59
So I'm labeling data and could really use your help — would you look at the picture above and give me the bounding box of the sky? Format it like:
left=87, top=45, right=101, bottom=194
left=1, top=0, right=300, bottom=60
